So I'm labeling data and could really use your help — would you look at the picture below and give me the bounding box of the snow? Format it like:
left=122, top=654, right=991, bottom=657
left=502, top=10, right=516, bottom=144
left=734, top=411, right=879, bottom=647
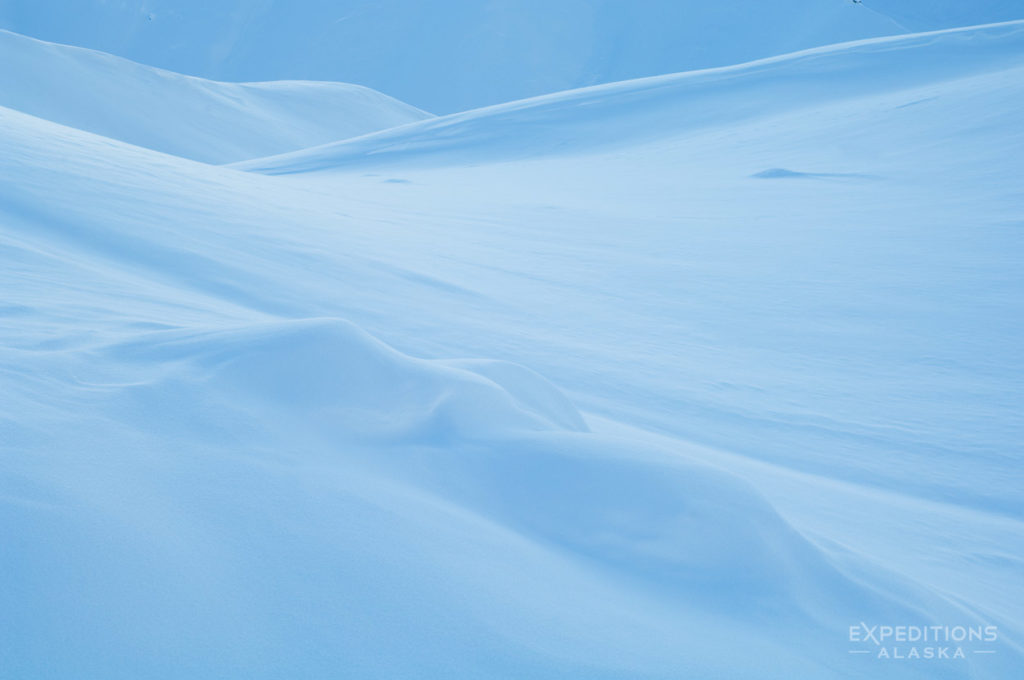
left=2, top=12, right=1023, bottom=680
left=236, top=21, right=1024, bottom=173
left=3, top=1, right=1018, bottom=114
left=0, top=0, right=925, bottom=114
left=0, top=29, right=431, bottom=163
left=867, top=0, right=1024, bottom=31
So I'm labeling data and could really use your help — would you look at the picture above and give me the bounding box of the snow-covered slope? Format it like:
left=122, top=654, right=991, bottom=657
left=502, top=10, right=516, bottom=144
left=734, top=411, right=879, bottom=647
left=3, top=100, right=1018, bottom=678
left=2, top=18, right=1023, bottom=680
left=231, top=21, right=1024, bottom=518
left=868, top=0, right=1024, bottom=31
left=238, top=21, right=1024, bottom=172
left=0, top=0, right=910, bottom=114
left=0, top=29, right=430, bottom=163
left=4, top=1, right=1019, bottom=114
left=0, top=104, right=964, bottom=679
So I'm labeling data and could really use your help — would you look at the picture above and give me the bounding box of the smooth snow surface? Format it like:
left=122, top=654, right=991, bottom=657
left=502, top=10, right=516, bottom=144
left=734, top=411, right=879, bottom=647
left=2, top=17, right=1023, bottom=680
left=3, top=1, right=1019, bottom=113
left=0, top=0, right=925, bottom=113
left=868, top=0, right=1024, bottom=31
left=0, top=29, right=430, bottom=163
left=238, top=22, right=1024, bottom=172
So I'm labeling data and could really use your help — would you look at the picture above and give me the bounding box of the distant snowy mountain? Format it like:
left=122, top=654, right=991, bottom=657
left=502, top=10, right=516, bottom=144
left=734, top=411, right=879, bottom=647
left=237, top=22, right=1024, bottom=173
left=4, top=0, right=1018, bottom=114
left=0, top=0, right=924, bottom=113
left=0, top=29, right=430, bottom=163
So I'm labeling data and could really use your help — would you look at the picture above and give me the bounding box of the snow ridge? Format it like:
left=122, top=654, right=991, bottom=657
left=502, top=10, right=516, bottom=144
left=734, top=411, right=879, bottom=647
left=0, top=29, right=431, bottom=163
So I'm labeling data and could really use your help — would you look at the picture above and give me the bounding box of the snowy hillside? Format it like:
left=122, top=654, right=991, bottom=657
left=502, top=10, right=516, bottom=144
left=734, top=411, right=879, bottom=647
left=238, top=20, right=1024, bottom=518
left=2, top=12, right=1023, bottom=680
left=3, top=1, right=1020, bottom=114
left=868, top=0, right=1024, bottom=31
left=0, top=29, right=430, bottom=163
left=238, top=22, right=1024, bottom=172
left=0, top=0, right=911, bottom=113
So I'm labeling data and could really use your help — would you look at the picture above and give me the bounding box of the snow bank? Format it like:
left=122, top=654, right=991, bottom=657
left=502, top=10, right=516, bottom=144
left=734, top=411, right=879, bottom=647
left=3, top=308, right=991, bottom=678
left=0, top=29, right=431, bottom=163
left=102, top=318, right=588, bottom=441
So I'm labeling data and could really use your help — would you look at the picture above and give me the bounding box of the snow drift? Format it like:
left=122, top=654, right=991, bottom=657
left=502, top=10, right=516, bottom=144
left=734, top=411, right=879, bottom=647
left=102, top=318, right=589, bottom=441
left=1, top=307, right=994, bottom=679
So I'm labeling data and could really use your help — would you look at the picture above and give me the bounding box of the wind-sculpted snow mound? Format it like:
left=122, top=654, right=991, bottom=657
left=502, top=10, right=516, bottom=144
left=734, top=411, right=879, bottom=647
left=0, top=29, right=431, bottom=164
left=4, top=315, right=994, bottom=678
left=94, top=319, right=843, bottom=609
left=75, top=319, right=943, bottom=619
left=101, top=318, right=588, bottom=441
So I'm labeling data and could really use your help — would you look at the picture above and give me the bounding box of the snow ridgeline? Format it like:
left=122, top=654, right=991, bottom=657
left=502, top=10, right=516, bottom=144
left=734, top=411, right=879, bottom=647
left=0, top=29, right=431, bottom=164
left=3, top=0, right=1019, bottom=113
left=237, top=20, right=1024, bottom=173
